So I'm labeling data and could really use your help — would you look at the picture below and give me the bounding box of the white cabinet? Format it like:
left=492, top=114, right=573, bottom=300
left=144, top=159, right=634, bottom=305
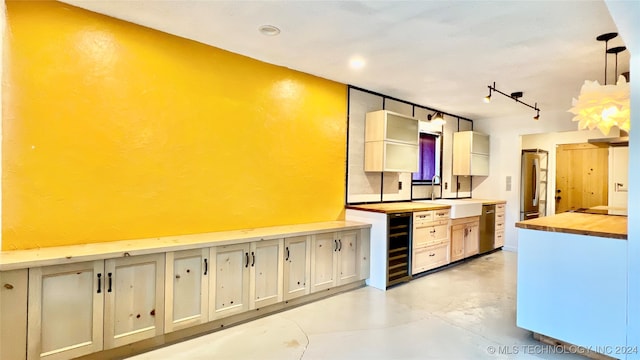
left=27, top=254, right=165, bottom=359
left=249, top=239, right=284, bottom=309
left=209, top=243, right=251, bottom=320
left=27, top=261, right=104, bottom=360
left=209, top=239, right=284, bottom=320
left=494, top=203, right=505, bottom=248
left=412, top=211, right=450, bottom=274
left=1, top=269, right=28, bottom=360
left=104, top=254, right=165, bottom=349
left=165, top=249, right=209, bottom=333
left=283, top=236, right=311, bottom=301
left=310, top=230, right=361, bottom=293
left=364, top=110, right=419, bottom=172
left=450, top=217, right=480, bottom=260
left=453, top=131, right=490, bottom=176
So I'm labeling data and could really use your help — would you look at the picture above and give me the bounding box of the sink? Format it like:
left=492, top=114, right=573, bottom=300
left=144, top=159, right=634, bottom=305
left=415, top=199, right=483, bottom=219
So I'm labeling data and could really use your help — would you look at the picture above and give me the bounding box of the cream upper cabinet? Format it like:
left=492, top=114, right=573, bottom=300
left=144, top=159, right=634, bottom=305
left=453, top=131, right=490, bottom=176
left=209, top=243, right=251, bottom=320
left=364, top=110, right=419, bottom=172
left=104, top=254, right=165, bottom=350
left=27, top=261, right=104, bottom=360
left=283, top=236, right=311, bottom=301
left=249, top=239, right=284, bottom=309
left=310, top=230, right=361, bottom=292
left=165, top=249, right=209, bottom=333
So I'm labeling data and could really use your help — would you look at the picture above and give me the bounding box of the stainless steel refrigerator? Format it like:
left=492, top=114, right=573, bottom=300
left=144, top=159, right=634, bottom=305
left=520, top=150, right=542, bottom=220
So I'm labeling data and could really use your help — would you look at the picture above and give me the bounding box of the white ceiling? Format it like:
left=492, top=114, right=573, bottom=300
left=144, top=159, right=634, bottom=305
left=62, top=0, right=630, bottom=122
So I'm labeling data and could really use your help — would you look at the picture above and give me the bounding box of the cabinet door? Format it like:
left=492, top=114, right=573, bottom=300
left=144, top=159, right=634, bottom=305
left=337, top=230, right=360, bottom=286
left=28, top=261, right=104, bottom=360
left=104, top=254, right=165, bottom=349
left=464, top=223, right=480, bottom=257
left=250, top=239, right=284, bottom=309
left=450, top=224, right=465, bottom=262
left=209, top=243, right=250, bottom=320
left=283, top=236, right=310, bottom=301
left=310, top=232, right=337, bottom=292
left=165, top=249, right=209, bottom=333
left=2, top=269, right=28, bottom=360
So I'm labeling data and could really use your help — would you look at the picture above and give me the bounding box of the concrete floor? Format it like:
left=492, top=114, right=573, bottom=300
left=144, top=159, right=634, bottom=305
left=128, top=251, right=585, bottom=359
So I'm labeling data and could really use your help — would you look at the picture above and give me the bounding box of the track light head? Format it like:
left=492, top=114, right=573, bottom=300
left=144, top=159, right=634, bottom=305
left=483, top=87, right=492, bottom=103
left=533, top=109, right=540, bottom=121
left=427, top=112, right=446, bottom=125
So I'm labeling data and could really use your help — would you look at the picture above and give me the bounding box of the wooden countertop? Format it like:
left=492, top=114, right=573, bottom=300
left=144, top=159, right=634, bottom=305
left=464, top=198, right=506, bottom=205
left=0, top=220, right=371, bottom=271
left=346, top=202, right=450, bottom=214
left=515, top=212, right=627, bottom=240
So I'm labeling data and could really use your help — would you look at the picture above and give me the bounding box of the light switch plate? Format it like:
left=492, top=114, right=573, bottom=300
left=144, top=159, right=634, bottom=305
left=506, top=176, right=512, bottom=191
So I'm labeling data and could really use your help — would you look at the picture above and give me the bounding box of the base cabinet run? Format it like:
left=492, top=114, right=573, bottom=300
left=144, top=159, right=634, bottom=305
left=27, top=254, right=165, bottom=360
left=10, top=223, right=370, bottom=360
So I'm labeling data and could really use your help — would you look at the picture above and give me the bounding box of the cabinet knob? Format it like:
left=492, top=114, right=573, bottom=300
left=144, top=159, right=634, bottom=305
left=3, top=283, right=13, bottom=290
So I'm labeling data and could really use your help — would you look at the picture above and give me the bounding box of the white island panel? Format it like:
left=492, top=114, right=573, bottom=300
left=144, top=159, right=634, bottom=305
left=517, top=228, right=627, bottom=354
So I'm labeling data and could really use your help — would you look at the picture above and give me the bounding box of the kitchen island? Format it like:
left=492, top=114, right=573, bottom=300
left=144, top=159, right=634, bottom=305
left=516, top=212, right=628, bottom=358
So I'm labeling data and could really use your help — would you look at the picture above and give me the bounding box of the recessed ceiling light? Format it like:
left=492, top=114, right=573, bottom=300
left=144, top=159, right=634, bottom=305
left=259, top=25, right=281, bottom=36
left=349, top=56, right=366, bottom=70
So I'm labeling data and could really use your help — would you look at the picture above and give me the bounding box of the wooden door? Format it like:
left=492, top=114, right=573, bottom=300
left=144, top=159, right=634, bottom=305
left=556, top=143, right=608, bottom=213
left=209, top=243, right=250, bottom=320
left=250, top=239, right=284, bottom=309
left=310, top=232, right=337, bottom=293
left=450, top=224, right=465, bottom=262
left=463, top=222, right=479, bottom=258
left=283, top=236, right=310, bottom=301
left=104, top=254, right=165, bottom=349
left=337, top=230, right=360, bottom=286
left=28, top=261, right=104, bottom=360
left=165, top=249, right=209, bottom=333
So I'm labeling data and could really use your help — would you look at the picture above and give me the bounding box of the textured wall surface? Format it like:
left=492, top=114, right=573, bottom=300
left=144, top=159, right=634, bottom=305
left=2, top=1, right=347, bottom=250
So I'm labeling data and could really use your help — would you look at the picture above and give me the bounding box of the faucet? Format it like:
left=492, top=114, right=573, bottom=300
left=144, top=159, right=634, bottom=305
left=431, top=174, right=440, bottom=200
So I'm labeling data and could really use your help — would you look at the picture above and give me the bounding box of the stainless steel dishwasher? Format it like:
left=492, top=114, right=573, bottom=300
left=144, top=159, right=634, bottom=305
left=479, top=204, right=496, bottom=253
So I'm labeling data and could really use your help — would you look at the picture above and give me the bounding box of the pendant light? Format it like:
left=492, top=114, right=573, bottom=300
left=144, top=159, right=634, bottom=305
left=568, top=33, right=630, bottom=135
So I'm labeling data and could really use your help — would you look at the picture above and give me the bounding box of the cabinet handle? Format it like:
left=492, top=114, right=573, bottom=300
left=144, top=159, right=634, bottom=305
left=204, top=258, right=208, bottom=275
left=285, top=247, right=290, bottom=261
left=430, top=229, right=436, bottom=234
left=251, top=252, right=256, bottom=267
left=429, top=253, right=436, bottom=257
left=107, top=273, right=112, bottom=293
left=245, top=252, right=249, bottom=268
left=334, top=240, right=338, bottom=252
left=97, top=273, right=102, bottom=294
left=338, top=239, right=342, bottom=251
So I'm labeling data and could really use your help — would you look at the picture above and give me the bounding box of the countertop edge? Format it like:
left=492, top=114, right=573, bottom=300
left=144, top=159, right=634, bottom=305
left=515, top=220, right=627, bottom=240
left=0, top=220, right=372, bottom=271
left=345, top=204, right=451, bottom=214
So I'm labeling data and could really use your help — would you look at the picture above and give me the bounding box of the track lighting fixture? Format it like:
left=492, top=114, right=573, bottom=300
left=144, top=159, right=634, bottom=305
left=483, top=82, right=541, bottom=119
left=427, top=111, right=446, bottom=125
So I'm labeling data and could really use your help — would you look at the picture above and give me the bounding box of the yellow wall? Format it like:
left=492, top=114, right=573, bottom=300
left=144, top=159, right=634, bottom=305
left=2, top=1, right=347, bottom=250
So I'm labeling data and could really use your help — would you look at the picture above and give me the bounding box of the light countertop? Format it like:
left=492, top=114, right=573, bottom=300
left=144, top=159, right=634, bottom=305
left=0, top=220, right=371, bottom=271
